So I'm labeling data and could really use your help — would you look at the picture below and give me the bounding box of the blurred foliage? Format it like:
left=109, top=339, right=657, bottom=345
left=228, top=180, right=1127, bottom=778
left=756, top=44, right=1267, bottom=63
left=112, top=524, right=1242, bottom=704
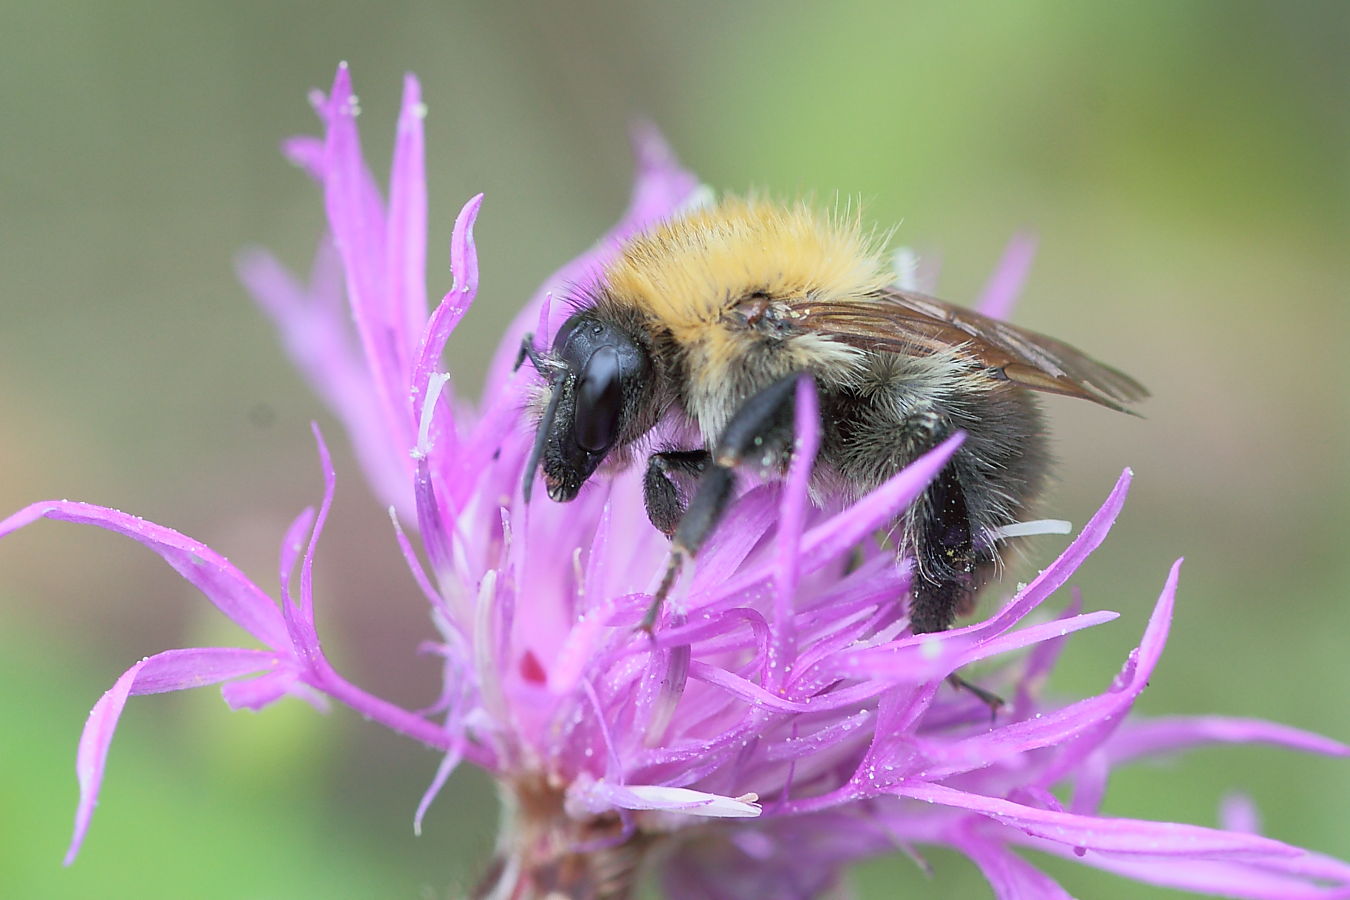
left=0, top=1, right=1345, bottom=897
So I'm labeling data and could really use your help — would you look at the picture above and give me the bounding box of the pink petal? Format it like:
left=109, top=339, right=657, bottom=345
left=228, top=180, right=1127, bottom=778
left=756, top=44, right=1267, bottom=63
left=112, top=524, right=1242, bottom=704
left=280, top=424, right=337, bottom=666
left=239, top=239, right=413, bottom=516
left=1221, top=794, right=1262, bottom=835
left=768, top=377, right=820, bottom=690
left=973, top=468, right=1134, bottom=638
left=386, top=72, right=429, bottom=379
left=1035, top=558, right=1181, bottom=787
left=221, top=669, right=323, bottom=712
left=1012, top=592, right=1083, bottom=710
left=898, top=782, right=1301, bottom=859
left=1018, top=834, right=1350, bottom=899
left=1107, top=716, right=1349, bottom=765
left=804, top=434, right=962, bottom=572
left=708, top=434, right=963, bottom=607
left=974, top=233, right=1037, bottom=320
left=282, top=135, right=324, bottom=180
left=836, top=610, right=1116, bottom=686
left=278, top=506, right=316, bottom=597
left=66, top=647, right=279, bottom=864
left=957, top=835, right=1074, bottom=899
left=410, top=193, right=483, bottom=458
left=413, top=744, right=464, bottom=837
left=0, top=502, right=288, bottom=650
left=318, top=64, right=413, bottom=467
left=688, top=486, right=782, bottom=596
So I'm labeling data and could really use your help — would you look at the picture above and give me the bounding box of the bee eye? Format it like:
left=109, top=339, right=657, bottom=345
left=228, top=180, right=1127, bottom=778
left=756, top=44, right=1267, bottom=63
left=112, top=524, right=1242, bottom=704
left=574, top=346, right=623, bottom=452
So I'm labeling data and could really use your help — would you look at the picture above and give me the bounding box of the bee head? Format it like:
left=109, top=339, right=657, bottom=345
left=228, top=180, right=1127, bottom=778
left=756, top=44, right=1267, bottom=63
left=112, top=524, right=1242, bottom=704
left=524, top=313, right=651, bottom=503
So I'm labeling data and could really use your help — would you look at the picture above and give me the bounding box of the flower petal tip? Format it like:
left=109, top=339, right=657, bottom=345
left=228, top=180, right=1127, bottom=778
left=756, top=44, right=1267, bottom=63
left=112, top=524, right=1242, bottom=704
left=628, top=120, right=678, bottom=170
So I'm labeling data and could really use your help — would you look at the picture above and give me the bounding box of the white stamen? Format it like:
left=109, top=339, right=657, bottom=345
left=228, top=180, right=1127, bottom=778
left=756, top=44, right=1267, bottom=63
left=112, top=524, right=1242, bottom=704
left=988, top=518, right=1073, bottom=540
left=473, top=569, right=507, bottom=724
left=573, top=780, right=763, bottom=819
left=412, top=372, right=451, bottom=459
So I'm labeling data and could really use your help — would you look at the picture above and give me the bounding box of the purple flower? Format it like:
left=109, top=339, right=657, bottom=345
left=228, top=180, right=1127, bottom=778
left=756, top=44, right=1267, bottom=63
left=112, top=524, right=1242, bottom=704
left=3, top=63, right=1347, bottom=898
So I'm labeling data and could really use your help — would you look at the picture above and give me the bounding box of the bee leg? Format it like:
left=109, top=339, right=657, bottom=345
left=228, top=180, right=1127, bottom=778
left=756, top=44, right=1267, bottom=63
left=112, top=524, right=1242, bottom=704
left=513, top=333, right=548, bottom=372
left=642, top=374, right=800, bottom=630
left=642, top=462, right=738, bottom=632
left=912, top=465, right=1004, bottom=714
left=946, top=673, right=1004, bottom=716
left=680, top=372, right=800, bottom=556
left=642, top=449, right=711, bottom=537
left=910, top=465, right=974, bottom=635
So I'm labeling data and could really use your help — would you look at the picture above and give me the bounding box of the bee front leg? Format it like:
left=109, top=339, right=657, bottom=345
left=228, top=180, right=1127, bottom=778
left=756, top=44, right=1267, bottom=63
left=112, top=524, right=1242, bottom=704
left=642, top=449, right=710, bottom=537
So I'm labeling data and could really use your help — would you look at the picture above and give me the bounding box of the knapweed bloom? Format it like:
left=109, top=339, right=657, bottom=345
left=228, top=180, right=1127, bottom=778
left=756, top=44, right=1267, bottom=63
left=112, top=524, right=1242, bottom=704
left=4, top=63, right=1348, bottom=899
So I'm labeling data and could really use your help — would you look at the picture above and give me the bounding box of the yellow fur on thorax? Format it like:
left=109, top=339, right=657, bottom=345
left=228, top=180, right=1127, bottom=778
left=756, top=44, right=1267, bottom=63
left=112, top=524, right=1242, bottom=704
left=598, top=197, right=892, bottom=440
left=602, top=196, right=891, bottom=341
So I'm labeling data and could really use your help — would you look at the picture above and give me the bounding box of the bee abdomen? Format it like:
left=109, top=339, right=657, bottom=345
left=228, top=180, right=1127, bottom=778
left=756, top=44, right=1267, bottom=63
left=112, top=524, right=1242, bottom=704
left=823, top=365, right=1049, bottom=629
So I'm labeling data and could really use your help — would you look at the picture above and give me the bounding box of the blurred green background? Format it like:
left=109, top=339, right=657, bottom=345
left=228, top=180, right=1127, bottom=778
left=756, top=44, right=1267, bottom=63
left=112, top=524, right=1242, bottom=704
left=1, top=2, right=1346, bottom=897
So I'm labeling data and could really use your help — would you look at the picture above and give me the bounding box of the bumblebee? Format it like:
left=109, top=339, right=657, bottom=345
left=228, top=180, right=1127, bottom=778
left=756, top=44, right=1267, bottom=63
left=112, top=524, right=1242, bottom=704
left=520, top=197, right=1145, bottom=638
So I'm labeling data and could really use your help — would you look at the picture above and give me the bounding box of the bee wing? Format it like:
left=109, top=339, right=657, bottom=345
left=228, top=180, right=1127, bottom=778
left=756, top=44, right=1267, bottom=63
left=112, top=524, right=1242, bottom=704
left=793, top=287, right=1149, bottom=412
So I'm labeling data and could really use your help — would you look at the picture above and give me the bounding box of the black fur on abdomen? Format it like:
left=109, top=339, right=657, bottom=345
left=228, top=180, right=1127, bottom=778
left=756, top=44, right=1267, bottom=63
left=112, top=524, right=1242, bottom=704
left=819, top=352, right=1050, bottom=633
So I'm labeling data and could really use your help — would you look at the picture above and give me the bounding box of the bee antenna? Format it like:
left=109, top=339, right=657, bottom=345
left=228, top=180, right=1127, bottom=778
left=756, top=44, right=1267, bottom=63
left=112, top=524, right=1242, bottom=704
left=522, top=379, right=563, bottom=503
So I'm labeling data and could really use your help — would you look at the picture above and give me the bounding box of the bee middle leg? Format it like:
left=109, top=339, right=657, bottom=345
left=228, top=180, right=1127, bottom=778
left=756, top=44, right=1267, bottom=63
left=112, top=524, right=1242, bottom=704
left=643, top=374, right=800, bottom=626
left=675, top=373, right=800, bottom=558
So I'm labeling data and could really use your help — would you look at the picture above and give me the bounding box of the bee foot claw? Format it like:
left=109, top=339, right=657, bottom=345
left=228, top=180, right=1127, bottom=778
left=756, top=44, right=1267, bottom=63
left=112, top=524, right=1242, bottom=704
left=947, top=673, right=1004, bottom=718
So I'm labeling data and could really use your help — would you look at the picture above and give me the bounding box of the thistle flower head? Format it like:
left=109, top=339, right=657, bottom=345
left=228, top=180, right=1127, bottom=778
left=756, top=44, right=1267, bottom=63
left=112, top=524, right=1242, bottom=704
left=3, top=64, right=1348, bottom=899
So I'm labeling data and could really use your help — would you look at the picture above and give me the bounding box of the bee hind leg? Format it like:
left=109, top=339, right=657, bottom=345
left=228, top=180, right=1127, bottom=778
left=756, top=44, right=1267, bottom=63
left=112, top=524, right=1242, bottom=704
left=910, top=465, right=976, bottom=634
left=912, top=464, right=1004, bottom=714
